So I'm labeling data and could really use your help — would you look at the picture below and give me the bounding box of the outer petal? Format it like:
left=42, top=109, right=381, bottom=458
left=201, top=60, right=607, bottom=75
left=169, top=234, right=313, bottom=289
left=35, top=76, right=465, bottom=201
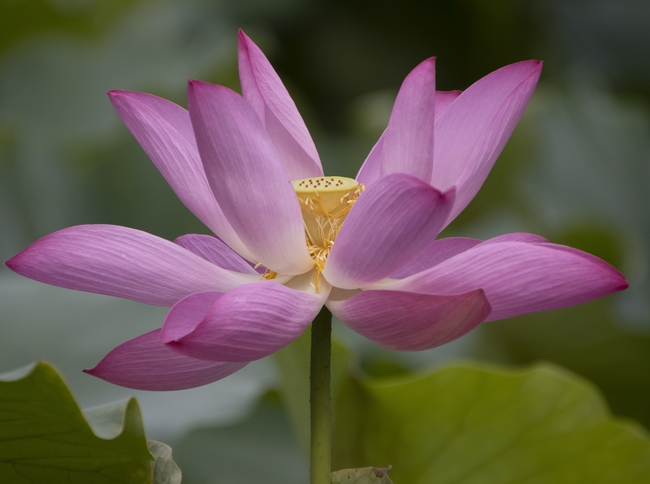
left=481, top=232, right=548, bottom=244
left=380, top=58, right=436, bottom=182
left=162, top=281, right=328, bottom=362
left=5, top=225, right=258, bottom=306
left=390, top=237, right=481, bottom=278
left=432, top=61, right=542, bottom=224
left=160, top=291, right=225, bottom=343
left=323, top=173, right=455, bottom=289
left=327, top=289, right=490, bottom=351
left=108, top=91, right=253, bottom=260
left=238, top=30, right=322, bottom=179
left=175, top=234, right=258, bottom=274
left=188, top=80, right=313, bottom=275
left=386, top=240, right=629, bottom=321
left=84, top=329, right=246, bottom=391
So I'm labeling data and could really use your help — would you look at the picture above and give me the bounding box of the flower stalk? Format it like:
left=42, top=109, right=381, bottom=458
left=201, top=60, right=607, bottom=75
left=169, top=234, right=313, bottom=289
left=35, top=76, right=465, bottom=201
left=310, top=305, right=332, bottom=484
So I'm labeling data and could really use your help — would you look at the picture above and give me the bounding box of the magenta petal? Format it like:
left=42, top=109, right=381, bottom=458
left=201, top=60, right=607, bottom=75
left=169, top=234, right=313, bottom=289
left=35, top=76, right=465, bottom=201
left=434, top=90, right=461, bottom=120
left=238, top=30, right=322, bottom=179
left=390, top=237, right=481, bottom=278
left=6, top=225, right=257, bottom=306
left=432, top=61, right=542, bottom=224
left=356, top=89, right=461, bottom=188
left=356, top=132, right=385, bottom=188
left=84, top=329, right=246, bottom=391
left=160, top=291, right=225, bottom=342
left=188, top=80, right=313, bottom=275
left=162, top=282, right=326, bottom=362
left=328, top=289, right=490, bottom=351
left=481, top=232, right=549, bottom=244
left=324, top=173, right=455, bottom=289
left=380, top=58, right=436, bottom=182
left=388, top=239, right=629, bottom=321
left=108, top=91, right=251, bottom=260
left=175, top=234, right=257, bottom=274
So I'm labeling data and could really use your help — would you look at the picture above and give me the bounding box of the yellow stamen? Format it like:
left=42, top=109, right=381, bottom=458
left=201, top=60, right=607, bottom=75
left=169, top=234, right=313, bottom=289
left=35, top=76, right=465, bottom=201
left=261, top=268, right=278, bottom=280
left=292, top=176, right=364, bottom=290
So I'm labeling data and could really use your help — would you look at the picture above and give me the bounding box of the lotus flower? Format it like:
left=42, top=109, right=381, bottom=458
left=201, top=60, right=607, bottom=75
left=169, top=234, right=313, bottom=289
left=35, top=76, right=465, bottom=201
left=6, top=31, right=627, bottom=391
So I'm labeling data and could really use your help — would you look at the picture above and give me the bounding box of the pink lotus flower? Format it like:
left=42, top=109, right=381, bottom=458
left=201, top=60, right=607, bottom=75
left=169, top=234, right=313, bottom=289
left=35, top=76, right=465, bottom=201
left=6, top=31, right=627, bottom=391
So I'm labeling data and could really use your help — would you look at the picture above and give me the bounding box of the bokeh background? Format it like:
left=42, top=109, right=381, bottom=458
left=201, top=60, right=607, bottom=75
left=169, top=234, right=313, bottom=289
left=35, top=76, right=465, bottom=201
left=1, top=0, right=649, bottom=482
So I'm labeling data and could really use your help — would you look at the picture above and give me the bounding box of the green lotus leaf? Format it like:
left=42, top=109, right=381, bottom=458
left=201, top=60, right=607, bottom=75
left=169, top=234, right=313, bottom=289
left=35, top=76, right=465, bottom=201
left=0, top=361, right=153, bottom=484
left=478, top=296, right=650, bottom=428
left=337, top=362, right=650, bottom=483
left=275, top=333, right=650, bottom=483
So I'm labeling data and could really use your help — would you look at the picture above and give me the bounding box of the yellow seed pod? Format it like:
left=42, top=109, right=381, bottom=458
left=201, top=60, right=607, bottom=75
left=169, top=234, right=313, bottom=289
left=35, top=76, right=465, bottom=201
left=292, top=177, right=364, bottom=290
left=330, top=466, right=393, bottom=484
left=292, top=176, right=362, bottom=246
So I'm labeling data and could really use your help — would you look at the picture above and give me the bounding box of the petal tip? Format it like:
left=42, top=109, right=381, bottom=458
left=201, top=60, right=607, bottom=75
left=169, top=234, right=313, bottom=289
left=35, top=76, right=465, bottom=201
left=187, top=78, right=204, bottom=90
left=237, top=28, right=250, bottom=43
left=5, top=247, right=29, bottom=274
left=614, top=273, right=630, bottom=292
left=5, top=254, right=17, bottom=271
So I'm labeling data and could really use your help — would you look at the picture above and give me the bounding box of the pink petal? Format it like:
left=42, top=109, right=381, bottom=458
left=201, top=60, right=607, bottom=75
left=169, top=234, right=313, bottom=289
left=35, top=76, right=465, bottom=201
left=108, top=91, right=252, bottom=260
left=160, top=291, right=225, bottom=342
left=481, top=232, right=549, bottom=244
left=327, top=289, right=490, bottom=351
left=387, top=239, right=629, bottom=321
left=175, top=234, right=257, bottom=274
left=380, top=58, right=436, bottom=182
left=323, top=173, right=455, bottom=289
left=431, top=61, right=542, bottom=224
left=356, top=132, right=384, bottom=187
left=161, top=282, right=326, bottom=362
left=356, top=90, right=461, bottom=188
left=187, top=80, right=313, bottom=275
left=238, top=30, right=322, bottom=179
left=434, top=90, right=461, bottom=120
left=6, top=225, right=258, bottom=306
left=84, top=329, right=246, bottom=391
left=390, top=237, right=481, bottom=278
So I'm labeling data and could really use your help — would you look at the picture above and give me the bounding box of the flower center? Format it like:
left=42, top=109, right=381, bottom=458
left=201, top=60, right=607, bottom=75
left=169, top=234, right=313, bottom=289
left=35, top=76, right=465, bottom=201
left=292, top=176, right=364, bottom=289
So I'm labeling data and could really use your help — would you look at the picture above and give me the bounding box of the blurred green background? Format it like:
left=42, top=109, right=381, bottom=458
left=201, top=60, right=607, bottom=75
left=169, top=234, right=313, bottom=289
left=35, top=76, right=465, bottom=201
left=1, top=0, right=649, bottom=482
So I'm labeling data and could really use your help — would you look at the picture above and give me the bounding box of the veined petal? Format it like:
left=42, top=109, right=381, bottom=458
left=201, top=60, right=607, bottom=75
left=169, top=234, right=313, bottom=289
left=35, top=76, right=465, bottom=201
left=84, top=329, right=246, bottom=391
left=5, top=225, right=258, bottom=306
left=187, top=80, right=313, bottom=275
left=481, top=232, right=549, bottom=244
left=434, top=90, right=461, bottom=120
left=160, top=291, right=225, bottom=342
left=324, top=173, right=455, bottom=289
left=238, top=30, right=322, bottom=179
left=162, top=282, right=328, bottom=362
left=432, top=61, right=542, bottom=224
left=327, top=289, right=490, bottom=351
left=356, top=131, right=385, bottom=187
left=108, top=90, right=253, bottom=260
left=356, top=90, right=461, bottom=188
left=175, top=234, right=258, bottom=274
left=390, top=237, right=481, bottom=279
left=380, top=58, right=436, bottom=182
left=386, top=239, right=628, bottom=321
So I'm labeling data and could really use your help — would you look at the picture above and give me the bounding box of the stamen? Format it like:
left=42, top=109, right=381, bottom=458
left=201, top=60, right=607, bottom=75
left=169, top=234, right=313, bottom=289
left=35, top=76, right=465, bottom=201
left=262, top=268, right=278, bottom=280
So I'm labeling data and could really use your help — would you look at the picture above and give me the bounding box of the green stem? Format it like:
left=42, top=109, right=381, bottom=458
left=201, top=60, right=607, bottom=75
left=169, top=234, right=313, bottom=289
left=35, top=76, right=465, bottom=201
left=310, top=306, right=332, bottom=484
